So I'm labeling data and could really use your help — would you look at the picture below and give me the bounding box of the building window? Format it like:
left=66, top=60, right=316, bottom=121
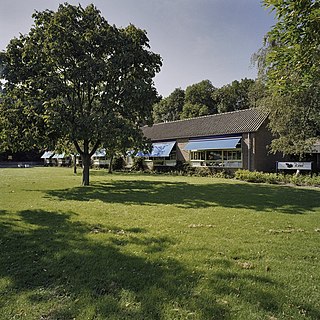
left=190, top=149, right=242, bottom=168
left=226, top=150, right=241, bottom=161
left=148, top=148, right=177, bottom=167
left=190, top=151, right=205, bottom=160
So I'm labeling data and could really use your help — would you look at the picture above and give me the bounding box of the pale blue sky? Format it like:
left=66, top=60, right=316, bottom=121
left=0, top=0, right=274, bottom=97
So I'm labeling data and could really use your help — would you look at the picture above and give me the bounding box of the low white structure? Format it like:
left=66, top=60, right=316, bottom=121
left=92, top=149, right=111, bottom=167
left=41, top=152, right=70, bottom=166
left=41, top=151, right=55, bottom=166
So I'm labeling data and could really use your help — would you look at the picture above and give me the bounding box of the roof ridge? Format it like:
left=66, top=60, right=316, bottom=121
left=147, top=107, right=264, bottom=127
left=142, top=107, right=269, bottom=141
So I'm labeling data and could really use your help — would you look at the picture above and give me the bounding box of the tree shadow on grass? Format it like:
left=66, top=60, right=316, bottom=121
left=0, top=209, right=228, bottom=319
left=1, top=210, right=318, bottom=319
left=44, top=179, right=320, bottom=214
left=210, top=269, right=320, bottom=319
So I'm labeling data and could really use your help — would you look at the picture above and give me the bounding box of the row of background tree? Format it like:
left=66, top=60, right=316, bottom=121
left=152, top=78, right=266, bottom=123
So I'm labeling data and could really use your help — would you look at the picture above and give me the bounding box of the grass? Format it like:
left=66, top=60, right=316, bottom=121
left=0, top=167, right=319, bottom=320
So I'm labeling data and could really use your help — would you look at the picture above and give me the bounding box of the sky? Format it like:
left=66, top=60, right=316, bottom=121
left=0, top=0, right=275, bottom=97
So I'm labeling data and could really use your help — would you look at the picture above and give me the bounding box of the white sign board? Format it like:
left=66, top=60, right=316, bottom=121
left=277, top=162, right=312, bottom=170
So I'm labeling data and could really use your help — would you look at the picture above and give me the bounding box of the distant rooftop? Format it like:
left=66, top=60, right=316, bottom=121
left=142, top=108, right=269, bottom=141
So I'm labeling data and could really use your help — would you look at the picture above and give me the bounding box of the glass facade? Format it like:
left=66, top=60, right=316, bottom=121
left=190, top=149, right=242, bottom=168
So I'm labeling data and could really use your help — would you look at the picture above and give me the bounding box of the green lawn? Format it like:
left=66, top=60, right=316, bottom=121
left=0, top=167, right=319, bottom=320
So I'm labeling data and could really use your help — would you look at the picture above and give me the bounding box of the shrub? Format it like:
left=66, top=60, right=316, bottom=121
left=289, top=174, right=320, bottom=187
left=112, top=156, right=124, bottom=171
left=131, top=157, right=145, bottom=171
left=263, top=172, right=279, bottom=184
left=213, top=170, right=234, bottom=179
left=235, top=170, right=265, bottom=183
left=174, top=160, right=184, bottom=172
left=235, top=169, right=320, bottom=187
left=194, top=167, right=212, bottom=177
left=174, top=161, right=195, bottom=176
left=307, top=175, right=320, bottom=186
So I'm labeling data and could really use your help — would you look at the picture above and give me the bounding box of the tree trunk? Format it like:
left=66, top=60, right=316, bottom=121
left=81, top=153, right=90, bottom=186
left=81, top=140, right=91, bottom=186
left=73, top=154, right=77, bottom=174
left=73, top=139, right=100, bottom=186
left=108, top=153, right=114, bottom=174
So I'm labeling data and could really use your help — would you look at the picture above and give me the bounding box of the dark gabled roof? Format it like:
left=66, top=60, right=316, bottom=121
left=142, top=108, right=269, bottom=141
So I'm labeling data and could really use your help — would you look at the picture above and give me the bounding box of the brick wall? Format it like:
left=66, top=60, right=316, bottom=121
left=254, top=121, right=286, bottom=172
left=176, top=138, right=190, bottom=161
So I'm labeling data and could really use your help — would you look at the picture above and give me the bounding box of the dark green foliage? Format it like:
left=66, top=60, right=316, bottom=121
left=264, top=91, right=320, bottom=157
left=184, top=80, right=217, bottom=112
left=235, top=169, right=320, bottom=187
left=212, top=78, right=257, bottom=113
left=235, top=170, right=279, bottom=184
left=181, top=80, right=217, bottom=119
left=173, top=160, right=194, bottom=175
left=180, top=102, right=209, bottom=119
left=174, top=160, right=186, bottom=171
left=112, top=156, right=124, bottom=171
left=152, top=79, right=265, bottom=123
left=256, top=0, right=320, bottom=157
left=247, top=79, right=267, bottom=108
left=0, top=3, right=161, bottom=185
left=131, top=157, right=145, bottom=171
left=152, top=88, right=185, bottom=123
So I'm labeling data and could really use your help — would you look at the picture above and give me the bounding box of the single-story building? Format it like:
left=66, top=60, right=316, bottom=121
left=141, top=108, right=286, bottom=172
left=41, top=152, right=71, bottom=166
left=40, top=108, right=320, bottom=172
left=92, top=149, right=111, bottom=168
left=41, top=151, right=55, bottom=166
left=41, top=150, right=111, bottom=168
left=52, top=153, right=71, bottom=166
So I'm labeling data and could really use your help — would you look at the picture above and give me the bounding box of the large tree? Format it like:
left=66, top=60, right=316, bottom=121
left=0, top=3, right=161, bottom=185
left=181, top=80, right=216, bottom=119
left=152, top=88, right=184, bottom=123
left=257, top=0, right=320, bottom=156
left=180, top=102, right=209, bottom=119
left=212, top=78, right=255, bottom=114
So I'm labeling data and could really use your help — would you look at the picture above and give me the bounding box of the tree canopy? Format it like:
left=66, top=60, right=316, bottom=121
left=181, top=80, right=216, bottom=118
left=0, top=3, right=161, bottom=185
left=152, top=88, right=184, bottom=123
left=212, top=78, right=256, bottom=114
left=153, top=80, right=217, bottom=121
left=257, top=0, right=320, bottom=156
left=152, top=79, right=262, bottom=122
